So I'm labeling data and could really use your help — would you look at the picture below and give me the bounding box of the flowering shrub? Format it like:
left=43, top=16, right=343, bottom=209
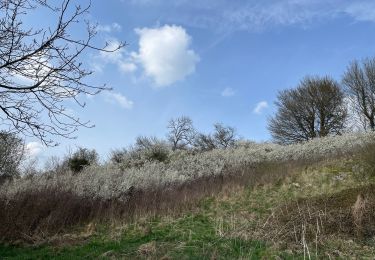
left=111, top=137, right=171, bottom=169
left=0, top=131, right=24, bottom=183
left=1, top=131, right=374, bottom=242
left=1, top=132, right=374, bottom=201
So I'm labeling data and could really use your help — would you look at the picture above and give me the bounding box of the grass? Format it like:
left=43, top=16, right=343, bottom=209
left=2, top=153, right=375, bottom=259
left=0, top=215, right=277, bottom=259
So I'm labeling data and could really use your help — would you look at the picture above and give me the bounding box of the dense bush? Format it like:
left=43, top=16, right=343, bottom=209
left=110, top=136, right=171, bottom=169
left=110, top=148, right=128, bottom=165
left=145, top=143, right=170, bottom=162
left=67, top=147, right=98, bottom=173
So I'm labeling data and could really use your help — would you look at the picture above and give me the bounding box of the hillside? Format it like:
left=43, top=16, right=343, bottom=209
left=1, top=133, right=375, bottom=259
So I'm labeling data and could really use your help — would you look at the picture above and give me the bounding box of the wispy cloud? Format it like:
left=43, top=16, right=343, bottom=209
left=104, top=92, right=134, bottom=109
left=128, top=0, right=375, bottom=32
left=253, top=101, right=269, bottom=115
left=99, top=39, right=129, bottom=65
left=118, top=62, right=137, bottom=73
left=345, top=1, right=375, bottom=22
left=221, top=87, right=235, bottom=97
left=91, top=38, right=137, bottom=74
left=97, top=22, right=122, bottom=33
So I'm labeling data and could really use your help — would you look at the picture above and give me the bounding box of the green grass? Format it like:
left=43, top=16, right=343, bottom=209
left=2, top=156, right=375, bottom=259
left=0, top=215, right=279, bottom=259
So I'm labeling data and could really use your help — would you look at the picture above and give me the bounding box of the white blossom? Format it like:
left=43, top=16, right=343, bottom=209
left=1, top=132, right=374, bottom=201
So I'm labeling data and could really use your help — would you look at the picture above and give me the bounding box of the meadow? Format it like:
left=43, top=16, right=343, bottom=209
left=1, top=132, right=375, bottom=258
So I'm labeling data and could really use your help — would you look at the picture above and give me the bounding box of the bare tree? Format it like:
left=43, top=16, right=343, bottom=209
left=342, top=57, right=375, bottom=131
left=0, top=0, right=124, bottom=145
left=167, top=116, right=195, bottom=150
left=0, top=131, right=24, bottom=182
left=193, top=123, right=237, bottom=151
left=212, top=123, right=237, bottom=148
left=193, top=133, right=216, bottom=151
left=268, top=76, right=347, bottom=144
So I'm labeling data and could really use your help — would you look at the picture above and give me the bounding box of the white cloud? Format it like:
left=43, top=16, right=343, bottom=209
left=253, top=101, right=269, bottom=114
left=134, top=25, right=200, bottom=87
left=221, top=87, right=235, bottom=97
left=26, top=142, right=44, bottom=158
left=104, top=92, right=134, bottom=109
left=97, top=22, right=122, bottom=33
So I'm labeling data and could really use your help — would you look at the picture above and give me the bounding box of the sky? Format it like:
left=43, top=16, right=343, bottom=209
left=24, top=0, right=375, bottom=163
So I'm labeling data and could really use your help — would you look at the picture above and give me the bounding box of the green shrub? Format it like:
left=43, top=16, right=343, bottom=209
left=68, top=147, right=98, bottom=173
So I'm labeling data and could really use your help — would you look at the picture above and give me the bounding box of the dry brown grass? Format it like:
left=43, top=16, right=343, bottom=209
left=1, top=140, right=369, bottom=245
left=358, top=142, right=375, bottom=176
left=263, top=184, right=375, bottom=247
left=0, top=158, right=305, bottom=243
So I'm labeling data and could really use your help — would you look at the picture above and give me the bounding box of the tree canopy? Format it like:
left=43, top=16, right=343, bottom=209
left=269, top=76, right=347, bottom=144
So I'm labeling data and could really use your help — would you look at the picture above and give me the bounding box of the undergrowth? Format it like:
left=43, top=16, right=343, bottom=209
left=1, top=135, right=375, bottom=259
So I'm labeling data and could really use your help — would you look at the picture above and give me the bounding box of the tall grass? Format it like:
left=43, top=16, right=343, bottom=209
left=0, top=132, right=374, bottom=242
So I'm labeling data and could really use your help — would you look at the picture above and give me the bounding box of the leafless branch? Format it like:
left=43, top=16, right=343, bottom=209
left=0, top=0, right=125, bottom=145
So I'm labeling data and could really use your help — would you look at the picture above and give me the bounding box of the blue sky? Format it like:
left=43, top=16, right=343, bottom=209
left=26, top=0, right=375, bottom=162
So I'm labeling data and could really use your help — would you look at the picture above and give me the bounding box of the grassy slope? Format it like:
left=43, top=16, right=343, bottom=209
left=1, top=157, right=375, bottom=259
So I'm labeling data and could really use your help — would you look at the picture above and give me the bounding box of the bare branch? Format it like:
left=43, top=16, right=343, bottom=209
left=167, top=116, right=195, bottom=150
left=342, top=57, right=375, bottom=131
left=0, top=0, right=125, bottom=145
